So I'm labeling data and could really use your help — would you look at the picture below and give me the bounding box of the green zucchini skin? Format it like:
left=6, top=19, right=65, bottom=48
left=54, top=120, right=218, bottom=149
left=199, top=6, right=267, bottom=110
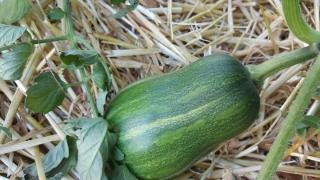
left=106, top=53, right=260, bottom=179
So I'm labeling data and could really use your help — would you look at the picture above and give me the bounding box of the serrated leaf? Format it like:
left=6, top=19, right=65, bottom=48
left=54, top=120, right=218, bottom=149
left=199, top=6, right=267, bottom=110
left=96, top=89, right=108, bottom=116
left=26, top=72, right=66, bottom=113
left=113, top=0, right=138, bottom=19
left=0, top=0, right=30, bottom=24
left=60, top=50, right=99, bottom=69
left=47, top=8, right=65, bottom=21
left=66, top=118, right=109, bottom=180
left=26, top=136, right=77, bottom=179
left=0, top=126, right=12, bottom=139
left=0, top=42, right=32, bottom=80
left=0, top=24, right=26, bottom=47
left=93, top=61, right=109, bottom=90
left=109, top=165, right=137, bottom=180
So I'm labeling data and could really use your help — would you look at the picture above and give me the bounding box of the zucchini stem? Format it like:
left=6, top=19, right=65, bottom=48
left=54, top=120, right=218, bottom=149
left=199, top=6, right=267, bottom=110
left=63, top=0, right=99, bottom=118
left=282, top=0, right=320, bottom=44
left=257, top=53, right=320, bottom=180
left=248, top=43, right=320, bottom=84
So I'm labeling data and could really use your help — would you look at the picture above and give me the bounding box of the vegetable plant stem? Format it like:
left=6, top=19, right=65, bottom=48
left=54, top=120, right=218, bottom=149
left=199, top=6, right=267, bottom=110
left=30, top=35, right=68, bottom=44
left=0, top=36, right=68, bottom=52
left=64, top=0, right=76, bottom=49
left=257, top=54, right=320, bottom=180
left=79, top=68, right=99, bottom=117
left=282, top=0, right=320, bottom=44
left=248, top=43, right=320, bottom=84
left=63, top=0, right=99, bottom=118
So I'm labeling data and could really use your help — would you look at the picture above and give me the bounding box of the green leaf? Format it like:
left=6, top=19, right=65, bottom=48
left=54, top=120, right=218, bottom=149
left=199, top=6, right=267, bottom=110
left=74, top=36, right=95, bottom=51
left=0, top=126, right=12, bottom=139
left=0, top=42, right=32, bottom=80
left=109, top=164, right=137, bottom=180
left=0, top=24, right=26, bottom=47
left=297, top=116, right=320, bottom=137
left=302, top=116, right=320, bottom=129
left=60, top=50, right=99, bottom=69
left=111, top=0, right=126, bottom=5
left=314, top=87, right=320, bottom=98
left=112, top=147, right=125, bottom=162
left=96, top=89, right=108, bottom=116
left=27, top=138, right=68, bottom=175
left=45, top=137, right=77, bottom=178
left=93, top=62, right=109, bottom=90
left=100, top=131, right=118, bottom=163
left=66, top=118, right=109, bottom=180
left=47, top=8, right=65, bottom=21
left=26, top=136, right=77, bottom=179
left=0, top=0, right=30, bottom=24
left=26, top=72, right=66, bottom=113
left=113, top=0, right=138, bottom=19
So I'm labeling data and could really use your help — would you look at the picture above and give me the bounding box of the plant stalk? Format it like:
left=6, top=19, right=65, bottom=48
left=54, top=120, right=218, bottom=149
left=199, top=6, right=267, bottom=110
left=63, top=0, right=99, bottom=118
left=282, top=0, right=320, bottom=44
left=30, top=35, right=68, bottom=44
left=0, top=36, right=68, bottom=52
left=248, top=43, right=320, bottom=84
left=63, top=0, right=76, bottom=49
left=257, top=54, right=320, bottom=179
left=79, top=68, right=99, bottom=117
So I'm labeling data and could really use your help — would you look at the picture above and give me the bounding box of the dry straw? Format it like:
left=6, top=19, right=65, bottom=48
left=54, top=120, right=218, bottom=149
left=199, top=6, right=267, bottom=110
left=0, top=0, right=320, bottom=179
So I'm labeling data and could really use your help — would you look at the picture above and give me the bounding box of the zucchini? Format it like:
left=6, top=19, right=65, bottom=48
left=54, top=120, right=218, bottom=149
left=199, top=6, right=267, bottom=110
left=106, top=53, right=260, bottom=179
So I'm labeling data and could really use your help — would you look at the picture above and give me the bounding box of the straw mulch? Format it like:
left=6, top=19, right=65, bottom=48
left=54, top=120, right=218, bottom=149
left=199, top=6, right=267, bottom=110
left=0, top=0, right=320, bottom=179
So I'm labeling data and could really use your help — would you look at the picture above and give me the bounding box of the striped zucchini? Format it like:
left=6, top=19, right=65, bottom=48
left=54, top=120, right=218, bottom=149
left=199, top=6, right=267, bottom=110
left=106, top=53, right=260, bottom=179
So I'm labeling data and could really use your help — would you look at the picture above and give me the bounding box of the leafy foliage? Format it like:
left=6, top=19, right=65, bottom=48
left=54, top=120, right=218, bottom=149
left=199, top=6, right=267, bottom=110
left=297, top=116, right=320, bottom=137
left=96, top=89, right=108, bottom=116
left=109, top=164, right=138, bottom=180
left=26, top=136, right=77, bottom=179
left=113, top=0, right=139, bottom=19
left=48, top=8, right=65, bottom=21
left=65, top=118, right=112, bottom=180
left=45, top=137, right=78, bottom=179
left=0, top=24, right=26, bottom=47
left=93, top=62, right=109, bottom=90
left=112, top=147, right=125, bottom=161
left=0, top=126, right=12, bottom=139
left=0, top=43, right=32, bottom=80
left=26, top=72, right=66, bottom=113
left=60, top=50, right=99, bottom=69
left=0, top=0, right=30, bottom=24
left=111, top=0, right=126, bottom=5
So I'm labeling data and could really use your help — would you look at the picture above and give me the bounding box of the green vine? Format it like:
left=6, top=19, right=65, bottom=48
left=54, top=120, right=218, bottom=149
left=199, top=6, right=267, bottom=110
left=0, top=35, right=68, bottom=52
left=282, top=0, right=320, bottom=44
left=248, top=43, right=320, bottom=84
left=258, top=0, right=320, bottom=179
left=63, top=0, right=99, bottom=118
left=257, top=54, right=320, bottom=179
